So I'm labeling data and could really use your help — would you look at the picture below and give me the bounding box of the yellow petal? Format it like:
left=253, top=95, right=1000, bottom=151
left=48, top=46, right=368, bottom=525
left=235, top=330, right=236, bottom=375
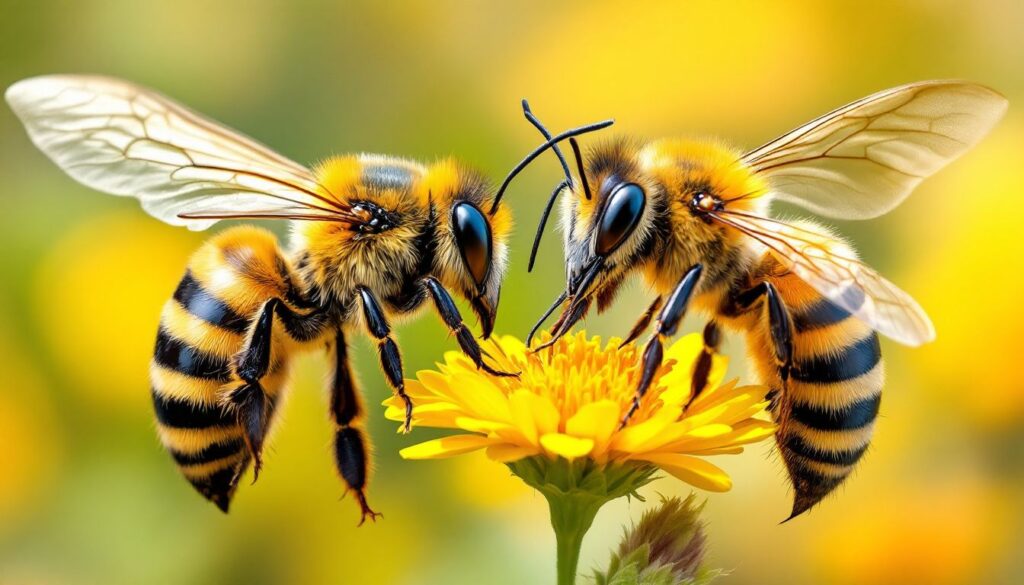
left=689, top=446, right=745, bottom=456
left=494, top=335, right=528, bottom=361
left=508, top=390, right=539, bottom=444
left=688, top=423, right=733, bottom=439
left=676, top=397, right=749, bottom=431
left=417, top=371, right=456, bottom=398
left=539, top=433, right=595, bottom=459
left=445, top=371, right=512, bottom=422
left=690, top=382, right=766, bottom=413
left=485, top=443, right=539, bottom=463
left=512, top=389, right=560, bottom=438
left=638, top=453, right=733, bottom=492
left=399, top=434, right=495, bottom=460
left=727, top=419, right=777, bottom=444
left=386, top=402, right=464, bottom=429
left=663, top=333, right=703, bottom=365
left=657, top=335, right=707, bottom=397
left=625, top=420, right=734, bottom=454
left=565, top=400, right=620, bottom=453
left=668, top=419, right=777, bottom=452
left=454, top=416, right=513, bottom=434
left=611, top=412, right=673, bottom=453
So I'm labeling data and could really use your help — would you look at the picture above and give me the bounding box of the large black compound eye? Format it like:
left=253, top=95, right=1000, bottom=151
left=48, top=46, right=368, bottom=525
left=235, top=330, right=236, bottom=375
left=452, top=202, right=492, bottom=286
left=595, top=183, right=646, bottom=256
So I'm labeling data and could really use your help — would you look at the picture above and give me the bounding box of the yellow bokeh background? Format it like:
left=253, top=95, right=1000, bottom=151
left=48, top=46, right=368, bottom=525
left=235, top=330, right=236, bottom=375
left=2, top=1, right=1023, bottom=583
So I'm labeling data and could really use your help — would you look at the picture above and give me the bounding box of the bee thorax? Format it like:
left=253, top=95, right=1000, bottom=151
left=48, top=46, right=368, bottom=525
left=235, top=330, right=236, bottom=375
left=351, top=201, right=400, bottom=234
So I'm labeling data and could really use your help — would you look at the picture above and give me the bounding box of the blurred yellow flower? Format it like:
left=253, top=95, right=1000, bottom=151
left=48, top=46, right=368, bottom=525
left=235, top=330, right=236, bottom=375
left=384, top=331, right=774, bottom=492
left=35, top=212, right=199, bottom=410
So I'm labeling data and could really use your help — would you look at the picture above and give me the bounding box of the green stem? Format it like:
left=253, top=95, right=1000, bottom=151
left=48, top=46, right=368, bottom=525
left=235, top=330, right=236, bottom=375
left=546, top=491, right=604, bottom=585
left=506, top=457, right=657, bottom=585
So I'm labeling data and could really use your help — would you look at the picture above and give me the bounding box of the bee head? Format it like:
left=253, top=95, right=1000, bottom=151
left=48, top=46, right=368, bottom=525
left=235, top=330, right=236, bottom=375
left=559, top=138, right=663, bottom=312
left=547, top=138, right=771, bottom=316
left=423, top=160, right=511, bottom=339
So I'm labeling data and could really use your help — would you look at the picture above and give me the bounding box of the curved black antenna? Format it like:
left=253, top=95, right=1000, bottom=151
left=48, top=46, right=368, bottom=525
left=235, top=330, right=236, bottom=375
left=489, top=118, right=614, bottom=215
left=521, top=100, right=574, bottom=273
left=526, top=290, right=568, bottom=347
left=569, top=137, right=592, bottom=200
left=528, top=178, right=569, bottom=272
left=521, top=99, right=572, bottom=182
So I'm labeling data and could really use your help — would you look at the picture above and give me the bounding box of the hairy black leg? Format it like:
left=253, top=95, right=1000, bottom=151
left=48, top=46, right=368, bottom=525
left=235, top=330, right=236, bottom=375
left=329, top=330, right=380, bottom=525
left=619, top=296, right=664, bottom=348
left=233, top=298, right=327, bottom=480
left=356, top=286, right=413, bottom=433
left=621, top=264, right=703, bottom=427
left=686, top=321, right=721, bottom=410
left=765, top=285, right=794, bottom=381
left=727, top=281, right=794, bottom=381
left=229, top=382, right=266, bottom=481
left=232, top=301, right=275, bottom=480
left=422, top=278, right=519, bottom=377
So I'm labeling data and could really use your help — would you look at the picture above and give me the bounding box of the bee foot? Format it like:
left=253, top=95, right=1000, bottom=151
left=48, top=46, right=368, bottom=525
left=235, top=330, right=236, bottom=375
left=356, top=491, right=382, bottom=526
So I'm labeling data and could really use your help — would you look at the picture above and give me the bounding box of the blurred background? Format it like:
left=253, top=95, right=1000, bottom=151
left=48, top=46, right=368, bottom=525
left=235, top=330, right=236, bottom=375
left=1, top=1, right=1022, bottom=583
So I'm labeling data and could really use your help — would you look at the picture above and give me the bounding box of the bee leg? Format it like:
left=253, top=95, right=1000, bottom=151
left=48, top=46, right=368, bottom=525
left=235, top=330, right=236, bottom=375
left=621, top=264, right=703, bottom=428
left=533, top=296, right=591, bottom=351
left=329, top=329, right=381, bottom=526
left=618, top=296, right=664, bottom=348
left=685, top=321, right=721, bottom=410
left=422, top=277, right=519, bottom=377
left=234, top=298, right=328, bottom=480
left=728, top=282, right=793, bottom=382
left=765, top=284, right=794, bottom=383
left=356, top=286, right=413, bottom=433
left=231, top=300, right=277, bottom=480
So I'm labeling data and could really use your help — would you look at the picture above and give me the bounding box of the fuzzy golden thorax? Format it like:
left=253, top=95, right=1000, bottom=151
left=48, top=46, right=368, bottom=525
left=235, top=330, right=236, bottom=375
left=559, top=137, right=769, bottom=311
left=290, top=155, right=429, bottom=309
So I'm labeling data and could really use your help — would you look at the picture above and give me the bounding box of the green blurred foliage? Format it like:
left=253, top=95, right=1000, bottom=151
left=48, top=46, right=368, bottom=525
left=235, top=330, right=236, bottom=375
left=1, top=1, right=1023, bottom=584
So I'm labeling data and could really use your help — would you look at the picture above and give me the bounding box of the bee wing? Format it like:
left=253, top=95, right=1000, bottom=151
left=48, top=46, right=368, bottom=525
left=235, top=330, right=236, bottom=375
left=6, top=75, right=349, bottom=230
left=711, top=211, right=934, bottom=346
left=742, top=81, right=1007, bottom=220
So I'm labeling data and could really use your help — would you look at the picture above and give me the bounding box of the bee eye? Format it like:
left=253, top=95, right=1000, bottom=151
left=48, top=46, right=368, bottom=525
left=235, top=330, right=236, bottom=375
left=452, top=202, right=492, bottom=286
left=595, top=183, right=645, bottom=256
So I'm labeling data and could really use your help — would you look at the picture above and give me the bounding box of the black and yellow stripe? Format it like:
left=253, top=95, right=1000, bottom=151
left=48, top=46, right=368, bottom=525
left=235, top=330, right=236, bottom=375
left=755, top=277, right=884, bottom=518
left=150, top=226, right=294, bottom=512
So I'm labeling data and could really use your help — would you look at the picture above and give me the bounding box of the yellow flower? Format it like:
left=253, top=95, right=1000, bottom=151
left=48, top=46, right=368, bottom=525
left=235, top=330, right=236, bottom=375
left=384, top=331, right=773, bottom=493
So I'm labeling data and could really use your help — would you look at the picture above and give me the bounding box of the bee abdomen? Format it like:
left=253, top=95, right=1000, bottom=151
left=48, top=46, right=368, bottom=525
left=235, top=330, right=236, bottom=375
left=172, top=271, right=250, bottom=334
left=151, top=226, right=294, bottom=512
left=151, top=378, right=249, bottom=511
left=791, top=333, right=882, bottom=385
left=776, top=301, right=884, bottom=518
left=153, top=328, right=234, bottom=383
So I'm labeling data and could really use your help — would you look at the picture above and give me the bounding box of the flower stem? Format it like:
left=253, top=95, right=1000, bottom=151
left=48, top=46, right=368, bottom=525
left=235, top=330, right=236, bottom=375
left=546, top=491, right=604, bottom=585
left=507, top=457, right=658, bottom=585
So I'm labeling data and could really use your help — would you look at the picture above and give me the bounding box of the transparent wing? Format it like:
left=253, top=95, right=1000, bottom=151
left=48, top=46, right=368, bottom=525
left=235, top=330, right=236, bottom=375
left=743, top=81, right=1007, bottom=220
left=711, top=210, right=934, bottom=346
left=6, top=74, right=351, bottom=230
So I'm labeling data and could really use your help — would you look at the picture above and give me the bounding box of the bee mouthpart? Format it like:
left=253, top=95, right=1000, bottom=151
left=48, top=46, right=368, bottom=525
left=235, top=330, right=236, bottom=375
left=470, top=293, right=497, bottom=339
left=568, top=256, right=605, bottom=299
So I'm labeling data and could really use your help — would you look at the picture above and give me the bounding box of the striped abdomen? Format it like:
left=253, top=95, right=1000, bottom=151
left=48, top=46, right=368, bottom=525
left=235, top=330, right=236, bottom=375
left=751, top=271, right=884, bottom=518
left=150, top=226, right=296, bottom=511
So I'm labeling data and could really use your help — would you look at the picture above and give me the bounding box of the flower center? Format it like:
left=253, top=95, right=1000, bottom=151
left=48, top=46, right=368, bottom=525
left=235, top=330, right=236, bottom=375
left=512, top=333, right=675, bottom=424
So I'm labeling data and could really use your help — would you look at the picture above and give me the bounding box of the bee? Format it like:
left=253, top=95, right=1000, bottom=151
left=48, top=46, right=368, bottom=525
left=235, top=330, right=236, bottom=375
left=6, top=75, right=609, bottom=521
left=517, top=82, right=1007, bottom=518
